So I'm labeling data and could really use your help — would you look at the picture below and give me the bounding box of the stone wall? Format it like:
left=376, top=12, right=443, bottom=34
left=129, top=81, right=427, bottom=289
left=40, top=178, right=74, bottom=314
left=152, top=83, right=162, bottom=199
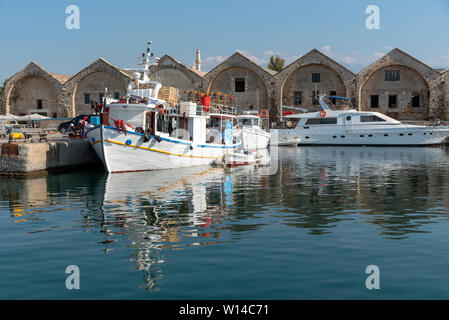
left=207, top=66, right=269, bottom=113
left=274, top=49, right=357, bottom=116
left=8, top=75, right=59, bottom=117
left=357, top=49, right=442, bottom=120
left=1, top=139, right=99, bottom=173
left=74, top=71, right=128, bottom=115
left=281, top=64, right=347, bottom=111
left=202, top=52, right=273, bottom=116
left=360, top=65, right=430, bottom=120
left=3, top=48, right=448, bottom=121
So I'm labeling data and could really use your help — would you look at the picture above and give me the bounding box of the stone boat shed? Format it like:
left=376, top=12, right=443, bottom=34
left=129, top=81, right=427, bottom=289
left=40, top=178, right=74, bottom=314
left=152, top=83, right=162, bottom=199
left=1, top=48, right=448, bottom=121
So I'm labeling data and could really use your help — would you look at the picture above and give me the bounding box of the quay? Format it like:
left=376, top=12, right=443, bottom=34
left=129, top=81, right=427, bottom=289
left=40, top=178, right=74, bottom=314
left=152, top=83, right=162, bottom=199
left=0, top=137, right=99, bottom=174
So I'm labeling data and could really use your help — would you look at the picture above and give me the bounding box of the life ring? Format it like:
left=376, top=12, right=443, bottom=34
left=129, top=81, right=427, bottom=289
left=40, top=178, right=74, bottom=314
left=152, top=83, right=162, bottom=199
left=259, top=109, right=268, bottom=118
left=320, top=110, right=327, bottom=117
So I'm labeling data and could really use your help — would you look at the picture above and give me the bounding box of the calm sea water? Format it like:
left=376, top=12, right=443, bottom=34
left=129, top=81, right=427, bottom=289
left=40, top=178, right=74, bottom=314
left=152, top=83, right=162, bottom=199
left=2, top=146, right=449, bottom=299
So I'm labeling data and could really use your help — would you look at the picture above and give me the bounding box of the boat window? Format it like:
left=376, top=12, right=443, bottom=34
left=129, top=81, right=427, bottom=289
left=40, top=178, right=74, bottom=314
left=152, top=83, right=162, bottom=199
left=305, top=118, right=337, bottom=125
left=360, top=115, right=386, bottom=122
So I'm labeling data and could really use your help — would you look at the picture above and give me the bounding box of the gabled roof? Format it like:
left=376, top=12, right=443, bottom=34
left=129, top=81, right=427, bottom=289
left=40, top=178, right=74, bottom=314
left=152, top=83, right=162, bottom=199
left=358, top=48, right=440, bottom=78
left=205, top=51, right=275, bottom=78
left=157, top=54, right=205, bottom=79
left=279, top=49, right=356, bottom=77
left=67, top=57, right=132, bottom=83
left=5, top=61, right=69, bottom=87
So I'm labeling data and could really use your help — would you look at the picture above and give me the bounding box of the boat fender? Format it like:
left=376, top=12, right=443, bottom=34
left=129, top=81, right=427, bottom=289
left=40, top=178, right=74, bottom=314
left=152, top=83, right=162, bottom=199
left=320, top=110, right=327, bottom=117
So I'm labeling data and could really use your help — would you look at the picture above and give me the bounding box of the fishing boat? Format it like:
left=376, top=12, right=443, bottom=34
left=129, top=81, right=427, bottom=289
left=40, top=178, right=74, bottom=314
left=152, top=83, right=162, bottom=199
left=86, top=42, right=241, bottom=173
left=273, top=95, right=449, bottom=146
left=235, top=111, right=271, bottom=149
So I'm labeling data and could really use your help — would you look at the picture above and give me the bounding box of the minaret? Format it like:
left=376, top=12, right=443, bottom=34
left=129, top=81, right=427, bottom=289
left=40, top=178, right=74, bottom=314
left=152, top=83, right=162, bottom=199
left=195, top=49, right=201, bottom=72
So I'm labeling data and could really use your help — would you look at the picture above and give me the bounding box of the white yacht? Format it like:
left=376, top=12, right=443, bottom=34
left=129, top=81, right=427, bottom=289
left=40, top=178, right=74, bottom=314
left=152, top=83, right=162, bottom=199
left=274, top=95, right=449, bottom=146
left=235, top=111, right=271, bottom=149
left=86, top=42, right=241, bottom=173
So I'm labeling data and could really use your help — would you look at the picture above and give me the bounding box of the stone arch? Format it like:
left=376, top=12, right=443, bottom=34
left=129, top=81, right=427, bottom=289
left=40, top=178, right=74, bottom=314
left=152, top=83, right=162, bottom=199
left=65, top=58, right=131, bottom=116
left=150, top=55, right=203, bottom=91
left=274, top=49, right=356, bottom=110
left=202, top=52, right=273, bottom=114
left=357, top=49, right=441, bottom=120
left=4, top=62, right=64, bottom=117
left=280, top=63, right=347, bottom=110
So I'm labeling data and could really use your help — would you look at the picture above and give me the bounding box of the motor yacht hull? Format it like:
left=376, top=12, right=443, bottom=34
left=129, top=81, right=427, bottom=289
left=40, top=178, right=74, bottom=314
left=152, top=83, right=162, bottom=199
left=278, top=125, right=449, bottom=146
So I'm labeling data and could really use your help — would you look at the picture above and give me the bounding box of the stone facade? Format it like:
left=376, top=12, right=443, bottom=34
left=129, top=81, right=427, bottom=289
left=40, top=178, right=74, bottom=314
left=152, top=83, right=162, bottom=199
left=2, top=48, right=448, bottom=121
left=149, top=55, right=203, bottom=93
left=357, top=49, right=442, bottom=120
left=3, top=62, right=67, bottom=117
left=274, top=50, right=356, bottom=116
left=202, top=52, right=274, bottom=116
left=65, top=58, right=131, bottom=117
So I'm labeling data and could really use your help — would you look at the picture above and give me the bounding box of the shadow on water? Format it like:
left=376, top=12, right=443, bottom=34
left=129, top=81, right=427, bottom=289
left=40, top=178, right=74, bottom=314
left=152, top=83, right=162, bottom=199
left=2, top=146, right=449, bottom=290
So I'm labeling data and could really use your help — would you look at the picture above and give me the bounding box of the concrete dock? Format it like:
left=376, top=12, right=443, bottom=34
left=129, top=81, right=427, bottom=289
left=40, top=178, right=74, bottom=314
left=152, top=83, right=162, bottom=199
left=0, top=137, right=100, bottom=174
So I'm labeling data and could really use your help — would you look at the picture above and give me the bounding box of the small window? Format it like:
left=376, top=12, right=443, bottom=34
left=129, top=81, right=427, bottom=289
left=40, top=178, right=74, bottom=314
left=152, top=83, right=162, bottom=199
left=385, top=70, right=400, bottom=81
left=114, top=92, right=120, bottom=100
left=360, top=115, right=386, bottom=122
left=384, top=133, right=389, bottom=136
left=312, top=91, right=320, bottom=105
left=235, top=78, right=245, bottom=92
left=84, top=93, right=90, bottom=104
left=388, top=95, right=397, bottom=108
left=370, top=95, right=379, bottom=108
left=312, top=73, right=321, bottom=83
left=360, top=135, right=364, bottom=137
left=305, top=117, right=337, bottom=125
left=37, top=99, right=43, bottom=109
left=293, top=91, right=302, bottom=105
left=346, top=116, right=352, bottom=121
left=412, top=95, right=420, bottom=108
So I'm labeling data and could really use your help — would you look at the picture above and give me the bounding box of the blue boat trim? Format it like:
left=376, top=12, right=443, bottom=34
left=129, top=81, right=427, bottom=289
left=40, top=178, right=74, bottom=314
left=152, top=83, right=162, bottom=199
left=103, top=125, right=240, bottom=148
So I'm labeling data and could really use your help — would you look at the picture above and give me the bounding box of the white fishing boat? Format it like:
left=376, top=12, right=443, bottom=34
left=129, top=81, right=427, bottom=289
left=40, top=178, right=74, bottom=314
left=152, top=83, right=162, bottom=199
left=235, top=111, right=271, bottom=149
left=86, top=42, right=241, bottom=173
left=274, top=95, right=449, bottom=146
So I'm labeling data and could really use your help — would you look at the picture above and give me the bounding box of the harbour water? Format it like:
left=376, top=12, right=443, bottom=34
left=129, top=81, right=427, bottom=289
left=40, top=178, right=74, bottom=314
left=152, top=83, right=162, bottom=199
left=2, top=146, right=449, bottom=299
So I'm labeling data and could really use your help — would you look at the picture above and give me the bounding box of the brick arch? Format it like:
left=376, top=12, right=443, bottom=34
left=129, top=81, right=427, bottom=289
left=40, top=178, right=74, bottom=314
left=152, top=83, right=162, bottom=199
left=357, top=49, right=441, bottom=119
left=274, top=49, right=355, bottom=107
left=150, top=55, right=203, bottom=88
left=206, top=66, right=269, bottom=112
left=202, top=52, right=273, bottom=93
left=201, top=52, right=272, bottom=114
left=4, top=62, right=63, bottom=116
left=359, top=65, right=430, bottom=117
left=65, top=58, right=131, bottom=116
left=280, top=63, right=347, bottom=110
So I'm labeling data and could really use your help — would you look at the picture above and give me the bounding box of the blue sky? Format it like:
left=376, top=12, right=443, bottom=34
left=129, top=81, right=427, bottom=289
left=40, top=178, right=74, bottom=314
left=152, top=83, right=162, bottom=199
left=1, top=0, right=448, bottom=82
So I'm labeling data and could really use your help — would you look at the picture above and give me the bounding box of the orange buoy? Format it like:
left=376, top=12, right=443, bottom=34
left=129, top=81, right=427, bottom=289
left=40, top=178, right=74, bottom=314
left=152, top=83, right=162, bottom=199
left=320, top=110, right=327, bottom=117
left=259, top=109, right=268, bottom=118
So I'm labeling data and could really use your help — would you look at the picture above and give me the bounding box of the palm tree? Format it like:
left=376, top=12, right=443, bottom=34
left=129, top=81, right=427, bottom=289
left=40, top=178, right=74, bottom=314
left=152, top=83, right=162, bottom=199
left=267, top=55, right=285, bottom=72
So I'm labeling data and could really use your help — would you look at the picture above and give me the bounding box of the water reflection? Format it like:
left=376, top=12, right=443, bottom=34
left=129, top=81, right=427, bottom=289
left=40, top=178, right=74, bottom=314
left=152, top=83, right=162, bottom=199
left=275, top=147, right=449, bottom=238
left=2, top=146, right=449, bottom=290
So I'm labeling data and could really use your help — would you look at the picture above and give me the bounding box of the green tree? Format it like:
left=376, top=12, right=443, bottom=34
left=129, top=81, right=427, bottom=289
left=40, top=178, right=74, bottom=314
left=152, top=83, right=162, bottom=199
left=267, top=55, right=285, bottom=72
